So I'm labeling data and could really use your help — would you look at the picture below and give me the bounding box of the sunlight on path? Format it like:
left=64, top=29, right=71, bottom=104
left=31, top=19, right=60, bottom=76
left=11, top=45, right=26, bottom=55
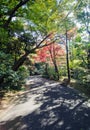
left=0, top=76, right=90, bottom=130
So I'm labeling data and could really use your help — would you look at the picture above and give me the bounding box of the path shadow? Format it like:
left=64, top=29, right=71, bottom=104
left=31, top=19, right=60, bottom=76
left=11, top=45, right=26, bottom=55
left=0, top=76, right=90, bottom=130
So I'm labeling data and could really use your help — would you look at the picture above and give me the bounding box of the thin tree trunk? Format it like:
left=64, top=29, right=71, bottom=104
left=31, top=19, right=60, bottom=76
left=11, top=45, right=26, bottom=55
left=87, top=33, right=90, bottom=71
left=87, top=49, right=90, bottom=70
left=48, top=44, right=59, bottom=80
left=45, top=63, right=48, bottom=75
left=66, top=29, right=70, bottom=83
left=0, top=76, right=4, bottom=84
left=53, top=61, right=59, bottom=80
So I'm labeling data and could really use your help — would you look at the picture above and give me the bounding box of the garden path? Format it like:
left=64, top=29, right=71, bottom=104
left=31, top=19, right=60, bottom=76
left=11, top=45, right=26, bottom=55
left=0, top=76, right=90, bottom=130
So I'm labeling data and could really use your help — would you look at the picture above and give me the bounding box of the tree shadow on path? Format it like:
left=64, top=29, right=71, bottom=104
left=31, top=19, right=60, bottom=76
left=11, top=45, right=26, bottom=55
left=0, top=76, right=90, bottom=130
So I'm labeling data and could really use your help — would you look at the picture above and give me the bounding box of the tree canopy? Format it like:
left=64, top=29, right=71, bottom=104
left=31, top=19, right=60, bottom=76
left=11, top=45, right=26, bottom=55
left=0, top=0, right=90, bottom=95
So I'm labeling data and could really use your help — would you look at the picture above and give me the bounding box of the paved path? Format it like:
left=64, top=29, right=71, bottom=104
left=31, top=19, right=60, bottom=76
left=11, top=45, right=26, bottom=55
left=0, top=76, right=90, bottom=130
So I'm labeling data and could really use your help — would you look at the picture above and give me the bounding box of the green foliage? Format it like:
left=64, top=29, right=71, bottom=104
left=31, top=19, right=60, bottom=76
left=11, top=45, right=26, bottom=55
left=43, top=67, right=59, bottom=81
left=0, top=51, right=29, bottom=91
left=0, top=0, right=89, bottom=96
left=0, top=28, right=8, bottom=43
left=74, top=0, right=90, bottom=36
left=70, top=60, right=81, bottom=69
left=71, top=67, right=86, bottom=80
left=69, top=42, right=90, bottom=91
left=30, top=62, right=46, bottom=75
left=75, top=35, right=82, bottom=43
left=59, top=67, right=67, bottom=77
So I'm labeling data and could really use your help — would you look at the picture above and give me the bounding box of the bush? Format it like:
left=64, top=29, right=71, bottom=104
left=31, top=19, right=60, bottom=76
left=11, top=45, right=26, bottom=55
left=30, top=62, right=46, bottom=75
left=0, top=51, right=29, bottom=91
left=59, top=66, right=67, bottom=76
left=71, top=67, right=86, bottom=80
left=1, top=66, right=29, bottom=91
left=43, top=67, right=59, bottom=81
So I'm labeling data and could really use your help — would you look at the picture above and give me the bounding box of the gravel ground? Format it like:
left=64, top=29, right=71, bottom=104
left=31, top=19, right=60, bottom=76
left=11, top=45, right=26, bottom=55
left=0, top=75, right=90, bottom=130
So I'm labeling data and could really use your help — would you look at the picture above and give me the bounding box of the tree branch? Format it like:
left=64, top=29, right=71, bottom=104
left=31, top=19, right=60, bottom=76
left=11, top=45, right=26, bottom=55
left=38, top=40, right=56, bottom=49
left=3, top=0, right=30, bottom=28
left=25, top=33, right=55, bottom=54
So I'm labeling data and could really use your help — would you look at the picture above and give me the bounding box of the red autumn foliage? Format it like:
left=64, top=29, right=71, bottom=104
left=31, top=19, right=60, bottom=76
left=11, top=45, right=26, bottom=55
left=33, top=42, right=65, bottom=66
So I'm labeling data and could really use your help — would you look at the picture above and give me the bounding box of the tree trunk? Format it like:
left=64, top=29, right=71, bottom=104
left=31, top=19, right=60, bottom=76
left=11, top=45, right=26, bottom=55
left=0, top=76, right=4, bottom=84
left=12, top=52, right=29, bottom=71
left=87, top=49, right=90, bottom=70
left=45, top=63, right=48, bottom=75
left=87, top=33, right=90, bottom=71
left=53, top=60, right=59, bottom=80
left=66, top=30, right=70, bottom=83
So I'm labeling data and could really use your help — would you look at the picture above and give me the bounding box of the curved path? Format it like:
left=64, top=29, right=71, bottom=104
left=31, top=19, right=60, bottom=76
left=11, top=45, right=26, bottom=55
left=0, top=76, right=90, bottom=130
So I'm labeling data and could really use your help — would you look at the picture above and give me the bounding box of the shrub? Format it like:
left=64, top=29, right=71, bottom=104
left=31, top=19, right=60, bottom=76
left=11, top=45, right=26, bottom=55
left=43, top=67, right=59, bottom=81
left=70, top=67, right=86, bottom=80
left=31, top=62, right=46, bottom=75
left=0, top=51, right=29, bottom=91
left=59, top=66, right=67, bottom=76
